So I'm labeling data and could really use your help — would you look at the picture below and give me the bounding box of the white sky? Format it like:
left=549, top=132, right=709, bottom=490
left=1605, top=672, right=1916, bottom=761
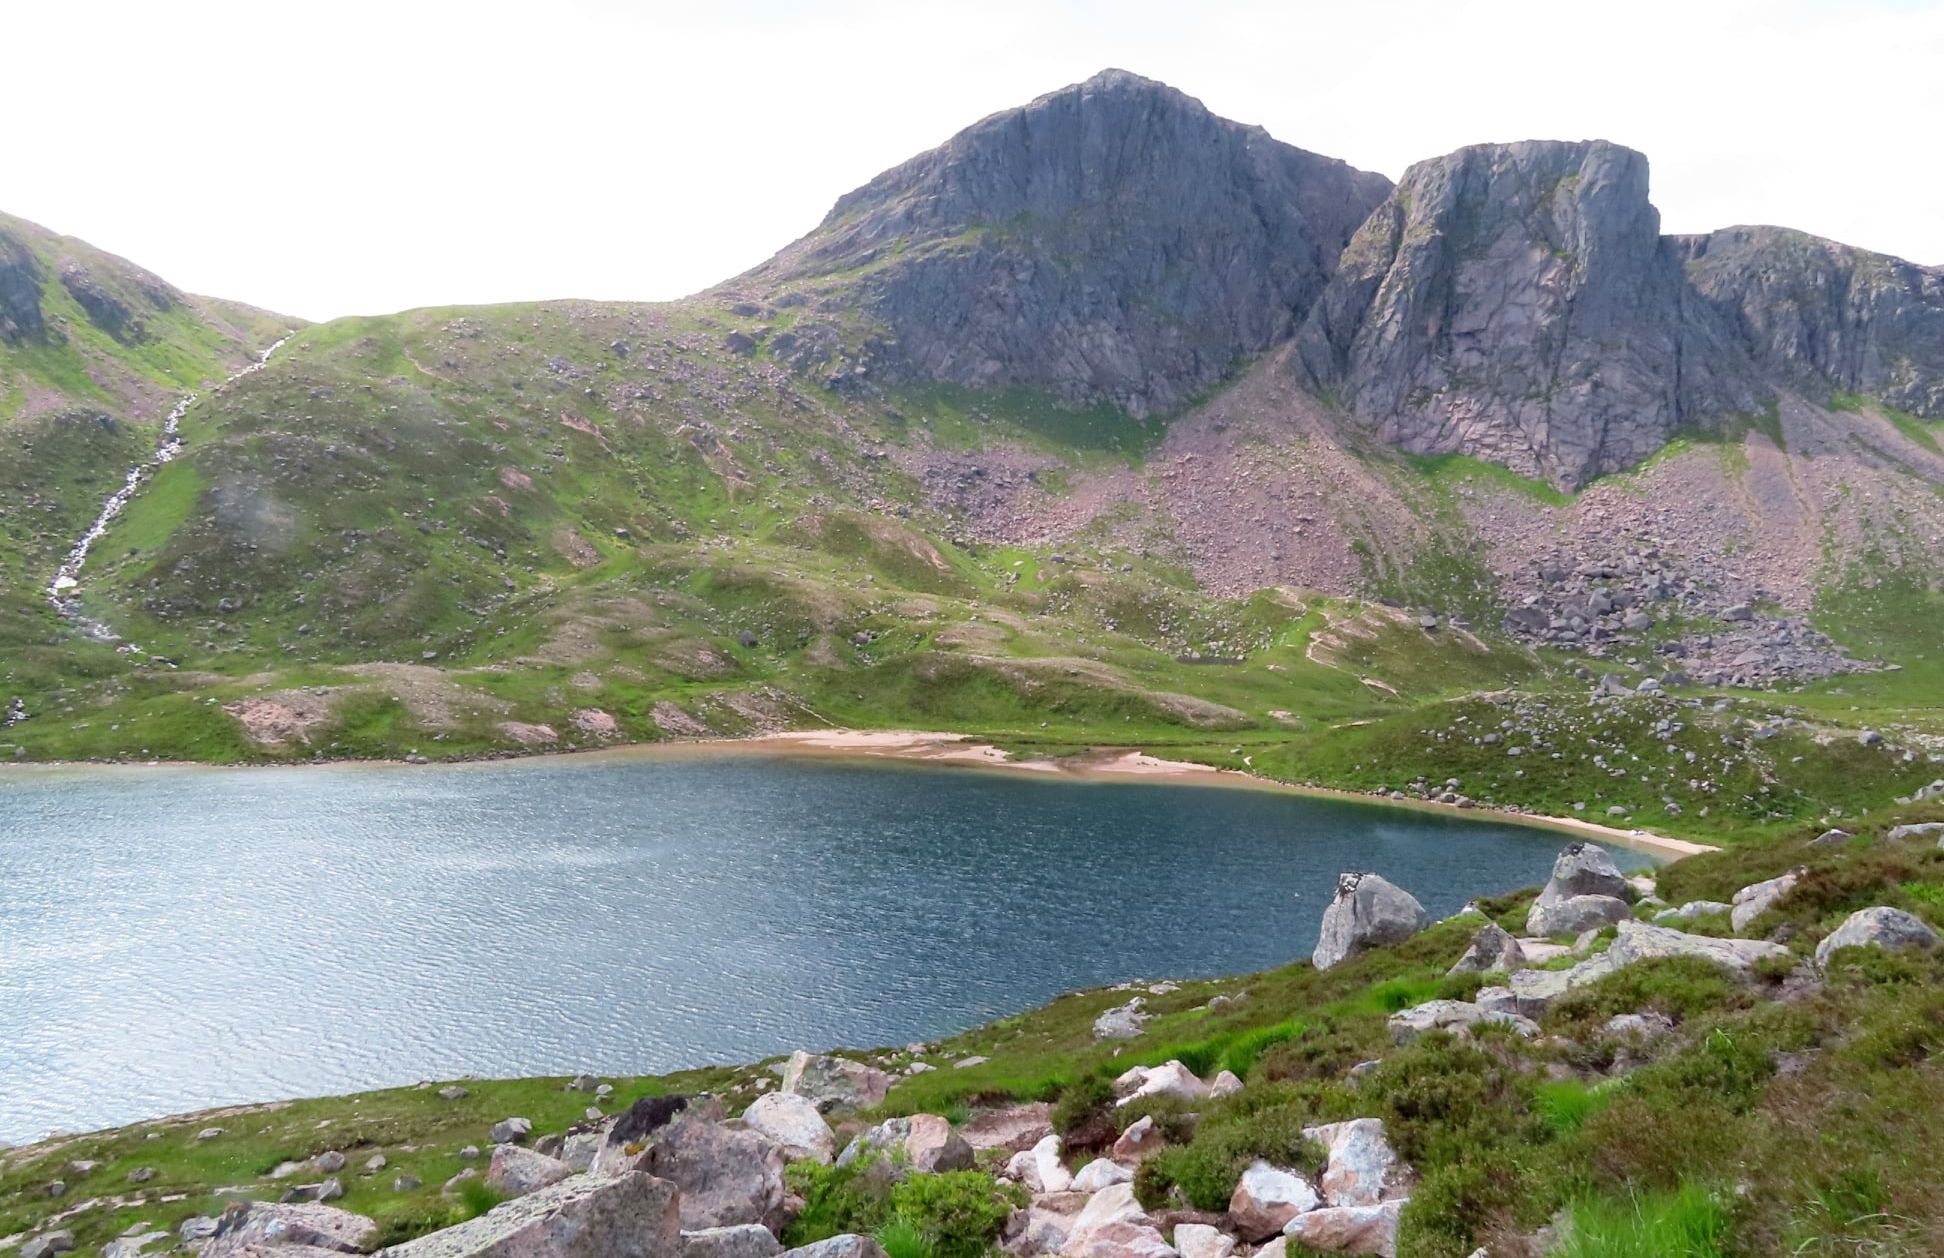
left=8, top=0, right=1940, bottom=322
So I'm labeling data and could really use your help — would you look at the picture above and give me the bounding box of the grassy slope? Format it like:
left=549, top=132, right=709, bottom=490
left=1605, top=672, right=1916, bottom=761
left=0, top=296, right=1937, bottom=856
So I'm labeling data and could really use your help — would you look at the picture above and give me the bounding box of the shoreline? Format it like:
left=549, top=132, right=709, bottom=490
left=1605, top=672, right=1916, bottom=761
left=3, top=726, right=1717, bottom=860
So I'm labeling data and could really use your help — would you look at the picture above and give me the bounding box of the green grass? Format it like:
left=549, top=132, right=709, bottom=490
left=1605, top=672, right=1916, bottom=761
left=1555, top=1183, right=1731, bottom=1258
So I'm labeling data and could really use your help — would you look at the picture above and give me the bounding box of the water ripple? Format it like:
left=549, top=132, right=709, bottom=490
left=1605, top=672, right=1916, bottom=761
left=0, top=754, right=1646, bottom=1141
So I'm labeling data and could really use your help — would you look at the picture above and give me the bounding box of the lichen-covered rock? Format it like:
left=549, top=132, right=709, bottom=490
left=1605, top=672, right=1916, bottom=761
left=486, top=1145, right=573, bottom=1198
left=1526, top=894, right=1631, bottom=938
left=779, top=1240, right=887, bottom=1258
left=741, top=1092, right=836, bottom=1164
left=1313, top=873, right=1428, bottom=970
left=1117, top=1060, right=1207, bottom=1107
left=1169, top=1225, right=1232, bottom=1258
left=1281, top=1201, right=1403, bottom=1257
left=1227, top=1162, right=1319, bottom=1241
left=1301, top=1120, right=1405, bottom=1208
left=640, top=1114, right=788, bottom=1232
left=780, top=1052, right=894, bottom=1113
left=1447, top=922, right=1525, bottom=975
left=1730, top=867, right=1804, bottom=932
left=1061, top=1183, right=1173, bottom=1258
left=209, top=1202, right=379, bottom=1255
left=1814, top=906, right=1941, bottom=969
left=1388, top=999, right=1537, bottom=1044
left=681, top=1226, right=782, bottom=1258
left=378, top=1172, right=680, bottom=1258
left=1070, top=1159, right=1133, bottom=1193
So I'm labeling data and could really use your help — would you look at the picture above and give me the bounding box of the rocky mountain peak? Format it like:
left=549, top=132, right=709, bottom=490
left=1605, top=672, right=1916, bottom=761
left=740, top=71, right=1392, bottom=417
left=1296, top=139, right=1766, bottom=488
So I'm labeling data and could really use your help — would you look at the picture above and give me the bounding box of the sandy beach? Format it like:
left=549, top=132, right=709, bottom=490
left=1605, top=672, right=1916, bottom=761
left=702, top=729, right=1719, bottom=860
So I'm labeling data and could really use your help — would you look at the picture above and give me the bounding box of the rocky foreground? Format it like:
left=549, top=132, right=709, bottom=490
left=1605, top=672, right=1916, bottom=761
left=8, top=818, right=1940, bottom=1258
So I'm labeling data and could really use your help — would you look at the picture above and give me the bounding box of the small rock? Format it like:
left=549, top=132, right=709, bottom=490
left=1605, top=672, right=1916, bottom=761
left=489, top=1117, right=533, bottom=1145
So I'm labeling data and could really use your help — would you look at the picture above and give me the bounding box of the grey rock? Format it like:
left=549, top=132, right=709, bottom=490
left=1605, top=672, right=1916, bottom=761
left=639, top=1113, right=788, bottom=1232
left=378, top=1171, right=680, bottom=1258
left=741, top=1092, right=836, bottom=1164
left=1815, top=906, right=1941, bottom=969
left=1388, top=998, right=1538, bottom=1044
left=1313, top=872, right=1429, bottom=970
left=209, top=1201, right=379, bottom=1255
left=1807, top=828, right=1852, bottom=847
left=0, top=229, right=46, bottom=343
left=19, top=1232, right=76, bottom=1258
left=1527, top=894, right=1631, bottom=938
left=1887, top=822, right=1944, bottom=841
left=104, top=1232, right=171, bottom=1258
left=1654, top=900, right=1733, bottom=923
left=779, top=1052, right=894, bottom=1113
left=778, top=1239, right=888, bottom=1258
left=1537, top=842, right=1633, bottom=902
left=486, top=1145, right=574, bottom=1198
left=1730, top=867, right=1804, bottom=932
left=489, top=1118, right=532, bottom=1145
left=1448, top=921, right=1526, bottom=975
left=681, top=1226, right=782, bottom=1258
left=1092, top=998, right=1148, bottom=1039
left=745, top=70, right=1390, bottom=419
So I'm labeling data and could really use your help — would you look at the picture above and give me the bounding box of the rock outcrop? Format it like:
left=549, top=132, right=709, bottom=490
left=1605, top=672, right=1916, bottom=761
left=378, top=1172, right=679, bottom=1258
left=0, top=229, right=44, bottom=342
left=1297, top=140, right=1766, bottom=487
left=741, top=69, right=1390, bottom=418
left=1814, top=906, right=1940, bottom=969
left=1681, top=226, right=1944, bottom=418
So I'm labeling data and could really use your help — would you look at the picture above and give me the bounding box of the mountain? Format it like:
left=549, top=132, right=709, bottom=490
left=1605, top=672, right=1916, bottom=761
left=1296, top=140, right=1944, bottom=488
left=732, top=70, right=1392, bottom=418
left=0, top=73, right=1940, bottom=821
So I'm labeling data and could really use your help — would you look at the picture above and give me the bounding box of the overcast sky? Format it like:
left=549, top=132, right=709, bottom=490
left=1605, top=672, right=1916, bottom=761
left=9, top=0, right=1940, bottom=322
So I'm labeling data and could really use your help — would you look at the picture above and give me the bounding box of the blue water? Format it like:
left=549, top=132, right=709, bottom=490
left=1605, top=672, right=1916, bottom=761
left=0, top=752, right=1647, bottom=1142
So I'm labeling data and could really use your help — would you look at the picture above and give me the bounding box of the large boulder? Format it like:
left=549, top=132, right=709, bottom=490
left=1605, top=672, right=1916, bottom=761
left=1281, top=1201, right=1403, bottom=1258
left=1539, top=843, right=1633, bottom=901
left=640, top=1114, right=788, bottom=1232
left=1815, top=907, right=1941, bottom=969
left=378, top=1172, right=680, bottom=1258
left=211, top=1202, right=379, bottom=1255
left=1730, top=868, right=1804, bottom=932
left=960, top=1102, right=1053, bottom=1153
left=1526, top=894, right=1632, bottom=938
left=780, top=1053, right=894, bottom=1113
left=1060, top=1184, right=1174, bottom=1258
left=1070, top=1159, right=1133, bottom=1193
left=1447, top=922, right=1525, bottom=976
left=592, top=1096, right=694, bottom=1174
left=1607, top=919, right=1789, bottom=971
left=486, top=1146, right=573, bottom=1198
left=1227, top=1162, right=1320, bottom=1241
left=1168, top=1226, right=1231, bottom=1258
left=741, top=1093, right=836, bottom=1165
left=1313, top=874, right=1429, bottom=970
left=904, top=1114, right=975, bottom=1173
left=1301, top=1121, right=1404, bottom=1208
left=681, top=1227, right=781, bottom=1258
left=1116, top=1061, right=1207, bottom=1107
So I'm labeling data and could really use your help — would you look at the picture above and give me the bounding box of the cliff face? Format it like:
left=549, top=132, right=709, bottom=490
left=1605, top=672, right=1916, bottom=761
left=1681, top=226, right=1944, bottom=418
left=744, top=69, right=1393, bottom=418
left=1295, top=141, right=1768, bottom=488
left=0, top=229, right=44, bottom=343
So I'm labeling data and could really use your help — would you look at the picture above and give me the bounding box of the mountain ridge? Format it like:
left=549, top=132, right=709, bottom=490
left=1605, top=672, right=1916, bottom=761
left=0, top=70, right=1940, bottom=785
